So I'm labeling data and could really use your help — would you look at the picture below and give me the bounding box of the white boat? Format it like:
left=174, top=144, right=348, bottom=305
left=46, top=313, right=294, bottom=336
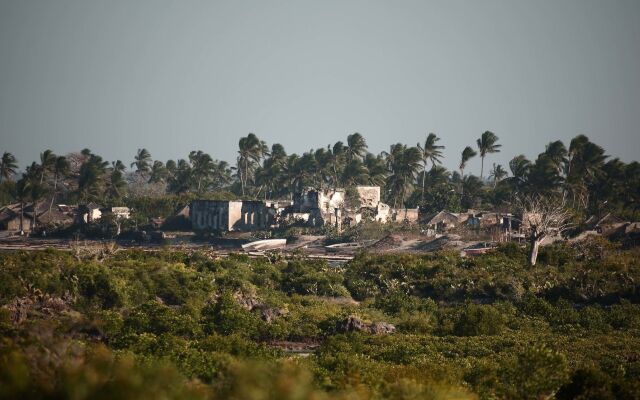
left=325, top=242, right=362, bottom=253
left=241, top=238, right=287, bottom=252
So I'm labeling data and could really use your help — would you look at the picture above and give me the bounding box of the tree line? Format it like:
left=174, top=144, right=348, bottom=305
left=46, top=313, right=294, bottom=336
left=1, top=131, right=638, bottom=219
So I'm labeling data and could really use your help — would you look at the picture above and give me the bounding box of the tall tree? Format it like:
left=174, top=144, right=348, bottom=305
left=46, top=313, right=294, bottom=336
left=237, top=133, right=268, bottom=196
left=0, top=152, right=18, bottom=183
left=417, top=133, right=444, bottom=201
left=346, top=133, right=367, bottom=162
left=566, top=135, right=607, bottom=209
left=48, top=156, right=69, bottom=215
left=543, top=140, right=568, bottom=175
left=38, top=149, right=57, bottom=185
left=329, top=142, right=347, bottom=188
left=131, top=148, right=152, bottom=176
left=15, top=177, right=31, bottom=233
left=488, top=163, right=508, bottom=188
left=364, top=153, right=388, bottom=187
left=259, top=144, right=288, bottom=198
left=341, top=158, right=370, bottom=187
left=459, top=146, right=477, bottom=178
left=384, top=144, right=422, bottom=208
left=476, top=131, right=501, bottom=179
left=78, top=154, right=109, bottom=202
left=148, top=160, right=168, bottom=184
left=106, top=161, right=127, bottom=200
left=507, top=155, right=531, bottom=193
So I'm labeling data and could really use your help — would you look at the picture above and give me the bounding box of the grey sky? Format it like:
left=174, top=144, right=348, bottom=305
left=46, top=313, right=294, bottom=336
left=1, top=0, right=639, bottom=174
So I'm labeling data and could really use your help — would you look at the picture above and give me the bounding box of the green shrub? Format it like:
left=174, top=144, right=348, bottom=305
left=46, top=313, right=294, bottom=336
left=454, top=303, right=506, bottom=336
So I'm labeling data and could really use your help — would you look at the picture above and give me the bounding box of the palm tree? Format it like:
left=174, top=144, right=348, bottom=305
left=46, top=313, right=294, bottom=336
left=528, top=155, right=564, bottom=194
left=38, top=150, right=57, bottom=184
left=0, top=152, right=18, bottom=183
left=384, top=144, right=422, bottom=208
left=106, top=161, right=127, bottom=200
left=459, top=146, right=477, bottom=178
left=364, top=153, right=388, bottom=186
left=260, top=144, right=288, bottom=198
left=15, top=177, right=31, bottom=233
left=488, top=163, right=508, bottom=188
left=237, top=133, right=268, bottom=196
left=78, top=155, right=109, bottom=202
left=167, top=159, right=192, bottom=195
left=341, top=158, right=370, bottom=186
left=566, top=135, right=607, bottom=208
left=507, top=155, right=531, bottom=193
left=112, top=160, right=126, bottom=173
left=543, top=140, right=568, bottom=175
left=48, top=156, right=69, bottom=215
left=346, top=133, right=367, bottom=162
left=476, top=131, right=501, bottom=179
left=312, top=148, right=334, bottom=190
left=329, top=142, right=347, bottom=188
left=149, top=160, right=168, bottom=184
left=131, top=148, right=152, bottom=176
left=211, top=160, right=232, bottom=190
left=417, top=133, right=444, bottom=201
left=461, top=175, right=483, bottom=209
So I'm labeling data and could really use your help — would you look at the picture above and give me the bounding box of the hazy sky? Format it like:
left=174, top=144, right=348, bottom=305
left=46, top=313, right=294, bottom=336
left=1, top=0, right=639, bottom=174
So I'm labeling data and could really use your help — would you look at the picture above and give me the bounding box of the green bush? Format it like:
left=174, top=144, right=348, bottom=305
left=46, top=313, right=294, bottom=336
left=454, top=303, right=506, bottom=336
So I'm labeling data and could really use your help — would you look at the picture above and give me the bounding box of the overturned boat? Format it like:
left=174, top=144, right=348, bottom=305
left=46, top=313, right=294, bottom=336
left=325, top=242, right=363, bottom=253
left=241, top=238, right=287, bottom=252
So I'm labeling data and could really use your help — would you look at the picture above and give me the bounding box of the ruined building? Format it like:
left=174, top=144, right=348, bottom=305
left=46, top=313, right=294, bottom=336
left=190, top=185, right=420, bottom=233
left=190, top=200, right=277, bottom=232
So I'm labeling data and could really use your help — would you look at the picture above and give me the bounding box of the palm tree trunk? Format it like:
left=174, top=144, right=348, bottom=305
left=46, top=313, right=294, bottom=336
left=421, top=160, right=427, bottom=201
left=48, top=173, right=58, bottom=216
left=20, top=201, right=24, bottom=232
left=480, top=156, right=484, bottom=179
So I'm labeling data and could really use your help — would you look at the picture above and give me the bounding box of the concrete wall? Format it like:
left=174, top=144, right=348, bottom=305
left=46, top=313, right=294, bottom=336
left=191, top=200, right=274, bottom=232
left=392, top=208, right=419, bottom=224
left=356, top=186, right=381, bottom=208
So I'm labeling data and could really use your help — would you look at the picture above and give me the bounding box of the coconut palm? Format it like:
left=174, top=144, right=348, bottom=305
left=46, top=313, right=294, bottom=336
left=237, top=133, right=269, bottom=195
left=488, top=163, right=508, bottom=188
left=38, top=150, right=57, bottom=184
left=148, top=160, right=168, bottom=184
left=384, top=144, right=422, bottom=208
left=461, top=175, right=484, bottom=209
left=364, top=153, right=388, bottom=187
left=543, top=140, right=568, bottom=175
left=167, top=159, right=192, bottom=195
left=329, top=142, right=347, bottom=188
left=48, top=156, right=69, bottom=215
left=341, top=158, right=370, bottom=187
left=346, top=133, right=367, bottom=162
left=459, top=146, right=477, bottom=177
left=106, top=161, right=127, bottom=200
left=507, top=155, right=531, bottom=193
left=566, top=135, right=607, bottom=207
left=15, top=177, right=32, bottom=233
left=259, top=144, right=288, bottom=198
left=417, top=133, right=444, bottom=201
left=528, top=155, right=564, bottom=194
left=0, top=152, right=18, bottom=183
left=476, top=131, right=501, bottom=179
left=131, top=148, right=152, bottom=176
left=78, top=155, right=109, bottom=202
left=210, top=160, right=232, bottom=190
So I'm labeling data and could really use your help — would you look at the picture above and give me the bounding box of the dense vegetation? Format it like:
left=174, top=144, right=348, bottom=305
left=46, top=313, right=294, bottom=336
left=1, top=242, right=639, bottom=399
left=2, top=131, right=639, bottom=227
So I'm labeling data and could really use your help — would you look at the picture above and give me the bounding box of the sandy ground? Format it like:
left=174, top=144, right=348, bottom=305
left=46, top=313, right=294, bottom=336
left=0, top=231, right=484, bottom=261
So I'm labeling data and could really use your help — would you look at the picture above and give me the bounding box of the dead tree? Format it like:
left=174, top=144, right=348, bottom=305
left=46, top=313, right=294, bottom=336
left=515, top=194, right=573, bottom=266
